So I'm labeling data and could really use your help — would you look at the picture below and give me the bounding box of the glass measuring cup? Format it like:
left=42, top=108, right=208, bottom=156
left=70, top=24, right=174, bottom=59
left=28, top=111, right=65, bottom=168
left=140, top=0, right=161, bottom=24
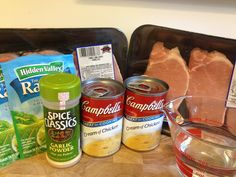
left=163, top=96, right=236, bottom=177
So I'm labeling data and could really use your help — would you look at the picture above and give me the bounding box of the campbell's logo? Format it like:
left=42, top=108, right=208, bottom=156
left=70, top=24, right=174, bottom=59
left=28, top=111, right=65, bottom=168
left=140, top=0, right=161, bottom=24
left=82, top=101, right=122, bottom=117
left=125, top=89, right=166, bottom=117
left=126, top=96, right=164, bottom=112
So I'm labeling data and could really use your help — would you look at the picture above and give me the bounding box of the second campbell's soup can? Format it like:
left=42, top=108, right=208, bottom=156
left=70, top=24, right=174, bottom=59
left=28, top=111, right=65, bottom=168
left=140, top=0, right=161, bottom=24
left=123, top=76, right=169, bottom=151
left=81, top=78, right=125, bottom=157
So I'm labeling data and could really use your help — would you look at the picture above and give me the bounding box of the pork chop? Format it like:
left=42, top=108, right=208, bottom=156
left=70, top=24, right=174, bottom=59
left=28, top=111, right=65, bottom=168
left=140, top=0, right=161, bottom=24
left=187, top=48, right=233, bottom=126
left=113, top=55, right=123, bottom=82
left=144, top=42, right=189, bottom=105
left=37, top=50, right=62, bottom=55
left=23, top=49, right=62, bottom=56
left=0, top=53, right=18, bottom=62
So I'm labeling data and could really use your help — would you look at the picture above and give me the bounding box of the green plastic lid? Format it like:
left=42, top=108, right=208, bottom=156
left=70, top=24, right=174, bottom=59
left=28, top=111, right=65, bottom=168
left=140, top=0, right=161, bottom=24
left=39, top=73, right=81, bottom=101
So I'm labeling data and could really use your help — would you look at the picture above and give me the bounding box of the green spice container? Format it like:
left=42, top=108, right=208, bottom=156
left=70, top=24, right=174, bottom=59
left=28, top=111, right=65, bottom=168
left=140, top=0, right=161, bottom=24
left=39, top=73, right=81, bottom=168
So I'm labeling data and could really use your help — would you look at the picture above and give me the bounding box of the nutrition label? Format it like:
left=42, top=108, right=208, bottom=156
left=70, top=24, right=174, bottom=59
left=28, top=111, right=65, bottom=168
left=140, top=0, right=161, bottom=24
left=76, top=44, right=115, bottom=81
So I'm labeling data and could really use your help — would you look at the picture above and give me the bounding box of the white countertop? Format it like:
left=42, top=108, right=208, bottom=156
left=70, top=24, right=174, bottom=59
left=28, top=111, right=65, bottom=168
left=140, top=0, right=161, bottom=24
left=1, top=0, right=236, bottom=41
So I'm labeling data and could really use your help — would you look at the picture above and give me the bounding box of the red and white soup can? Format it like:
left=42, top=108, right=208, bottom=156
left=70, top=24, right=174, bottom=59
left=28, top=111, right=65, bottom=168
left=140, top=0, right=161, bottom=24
left=122, top=76, right=169, bottom=151
left=81, top=78, right=125, bottom=157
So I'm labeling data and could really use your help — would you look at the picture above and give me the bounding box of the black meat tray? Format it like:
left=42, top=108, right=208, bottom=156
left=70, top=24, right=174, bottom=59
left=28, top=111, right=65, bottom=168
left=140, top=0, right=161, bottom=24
left=0, top=28, right=128, bottom=79
left=127, top=24, right=236, bottom=135
left=127, top=24, right=236, bottom=77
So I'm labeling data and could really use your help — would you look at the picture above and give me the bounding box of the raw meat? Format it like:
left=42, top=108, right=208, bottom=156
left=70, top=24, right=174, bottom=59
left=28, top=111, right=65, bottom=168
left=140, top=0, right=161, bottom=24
left=144, top=42, right=189, bottom=105
left=37, top=50, right=62, bottom=55
left=23, top=50, right=61, bottom=56
left=0, top=53, right=18, bottom=62
left=226, top=108, right=236, bottom=136
left=187, top=48, right=233, bottom=126
left=113, top=55, right=123, bottom=82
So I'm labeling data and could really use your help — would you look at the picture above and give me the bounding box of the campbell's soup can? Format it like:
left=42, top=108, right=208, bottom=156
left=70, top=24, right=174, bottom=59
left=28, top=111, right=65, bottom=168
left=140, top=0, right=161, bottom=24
left=81, top=78, right=125, bottom=157
left=123, top=76, right=169, bottom=151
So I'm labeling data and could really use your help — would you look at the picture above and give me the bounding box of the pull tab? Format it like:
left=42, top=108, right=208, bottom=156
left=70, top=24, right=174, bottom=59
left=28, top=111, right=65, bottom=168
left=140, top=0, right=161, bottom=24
left=58, top=92, right=69, bottom=110
left=128, top=82, right=152, bottom=92
left=87, top=87, right=110, bottom=98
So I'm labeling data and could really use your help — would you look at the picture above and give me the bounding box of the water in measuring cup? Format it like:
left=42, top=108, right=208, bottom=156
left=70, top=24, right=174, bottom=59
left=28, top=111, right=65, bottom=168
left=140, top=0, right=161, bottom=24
left=174, top=123, right=236, bottom=177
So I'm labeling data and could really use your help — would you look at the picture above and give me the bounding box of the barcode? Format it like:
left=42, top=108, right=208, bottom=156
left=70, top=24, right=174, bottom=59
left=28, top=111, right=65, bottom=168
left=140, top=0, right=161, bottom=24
left=82, top=63, right=112, bottom=70
left=78, top=46, right=101, bottom=57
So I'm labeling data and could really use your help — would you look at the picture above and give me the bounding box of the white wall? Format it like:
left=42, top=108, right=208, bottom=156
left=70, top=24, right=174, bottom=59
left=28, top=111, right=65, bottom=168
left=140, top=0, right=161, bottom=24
left=1, top=0, right=236, bottom=41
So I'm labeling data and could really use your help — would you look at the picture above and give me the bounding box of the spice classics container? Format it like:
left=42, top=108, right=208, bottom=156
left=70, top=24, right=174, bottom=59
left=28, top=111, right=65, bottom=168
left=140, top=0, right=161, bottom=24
left=123, top=76, right=169, bottom=151
left=39, top=73, right=81, bottom=168
left=81, top=78, right=125, bottom=157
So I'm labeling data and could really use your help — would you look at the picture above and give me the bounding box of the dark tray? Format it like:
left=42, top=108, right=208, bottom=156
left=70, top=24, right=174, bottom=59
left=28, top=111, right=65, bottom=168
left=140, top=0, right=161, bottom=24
left=127, top=24, right=236, bottom=77
left=0, top=28, right=128, bottom=79
left=127, top=24, right=236, bottom=135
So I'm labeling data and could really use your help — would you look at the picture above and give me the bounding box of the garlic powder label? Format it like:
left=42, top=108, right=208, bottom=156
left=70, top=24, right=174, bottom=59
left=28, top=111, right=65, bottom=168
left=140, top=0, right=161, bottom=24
left=44, top=106, right=80, bottom=162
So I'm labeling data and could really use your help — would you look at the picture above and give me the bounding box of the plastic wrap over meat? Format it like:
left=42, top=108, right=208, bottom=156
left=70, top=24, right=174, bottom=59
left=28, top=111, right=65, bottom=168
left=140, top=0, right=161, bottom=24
left=187, top=48, right=233, bottom=127
left=127, top=25, right=236, bottom=134
left=144, top=42, right=189, bottom=108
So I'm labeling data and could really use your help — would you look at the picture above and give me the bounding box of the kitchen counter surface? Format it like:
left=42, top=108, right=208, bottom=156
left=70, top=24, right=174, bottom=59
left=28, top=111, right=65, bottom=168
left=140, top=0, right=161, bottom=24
left=0, top=135, right=180, bottom=177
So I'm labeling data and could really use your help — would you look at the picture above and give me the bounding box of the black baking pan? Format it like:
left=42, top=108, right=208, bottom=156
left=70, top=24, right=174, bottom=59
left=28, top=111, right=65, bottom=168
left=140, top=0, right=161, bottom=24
left=127, top=24, right=236, bottom=135
left=0, top=28, right=128, bottom=79
left=127, top=25, right=236, bottom=77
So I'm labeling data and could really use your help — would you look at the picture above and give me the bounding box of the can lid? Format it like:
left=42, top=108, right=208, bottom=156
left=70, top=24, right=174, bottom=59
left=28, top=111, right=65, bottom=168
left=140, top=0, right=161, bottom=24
left=82, top=78, right=125, bottom=99
left=125, top=76, right=169, bottom=96
left=39, top=73, right=81, bottom=102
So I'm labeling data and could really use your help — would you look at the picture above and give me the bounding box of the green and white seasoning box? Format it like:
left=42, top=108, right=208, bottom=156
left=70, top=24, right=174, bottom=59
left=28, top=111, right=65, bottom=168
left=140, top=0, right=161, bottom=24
left=40, top=73, right=81, bottom=168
